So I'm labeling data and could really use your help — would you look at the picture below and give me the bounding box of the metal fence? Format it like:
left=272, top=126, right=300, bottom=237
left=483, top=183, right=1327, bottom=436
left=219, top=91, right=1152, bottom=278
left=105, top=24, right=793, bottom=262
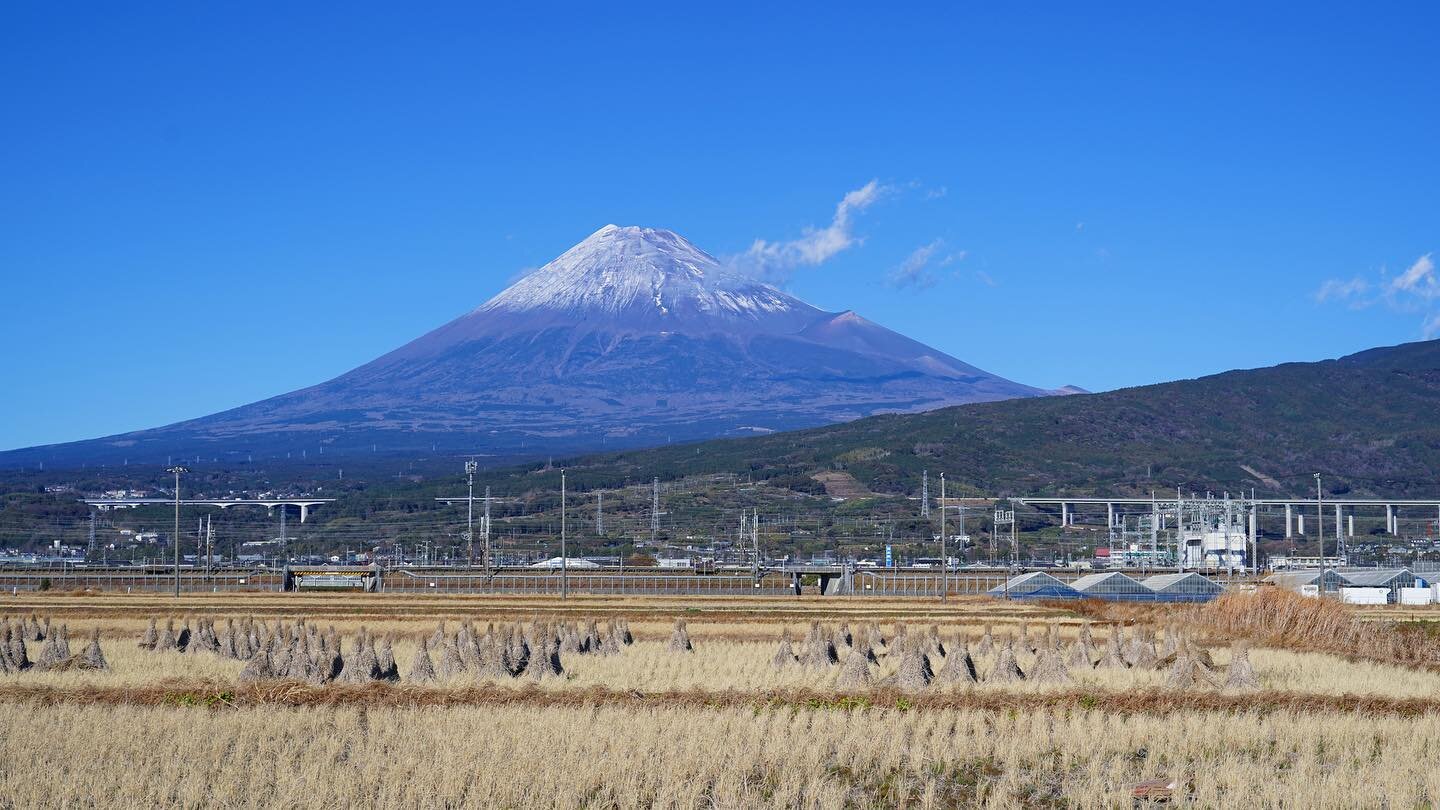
left=383, top=571, right=793, bottom=596
left=0, top=570, right=284, bottom=594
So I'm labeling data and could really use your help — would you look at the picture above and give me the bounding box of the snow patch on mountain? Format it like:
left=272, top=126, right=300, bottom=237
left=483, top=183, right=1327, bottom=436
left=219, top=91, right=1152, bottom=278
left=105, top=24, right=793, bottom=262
left=479, top=225, right=817, bottom=326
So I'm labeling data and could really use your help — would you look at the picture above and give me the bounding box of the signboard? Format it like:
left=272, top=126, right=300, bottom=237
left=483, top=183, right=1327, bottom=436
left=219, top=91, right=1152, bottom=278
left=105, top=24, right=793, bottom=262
left=884, top=545, right=893, bottom=568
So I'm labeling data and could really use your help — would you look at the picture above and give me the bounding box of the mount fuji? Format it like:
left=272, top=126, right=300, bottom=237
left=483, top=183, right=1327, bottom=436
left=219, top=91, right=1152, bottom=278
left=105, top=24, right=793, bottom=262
left=7, top=225, right=1055, bottom=467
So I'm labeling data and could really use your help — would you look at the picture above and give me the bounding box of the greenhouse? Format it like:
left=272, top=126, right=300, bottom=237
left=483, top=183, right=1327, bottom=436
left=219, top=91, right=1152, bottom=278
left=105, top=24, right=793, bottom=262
left=1266, top=569, right=1347, bottom=595
left=1137, top=572, right=1225, bottom=602
left=1340, top=568, right=1421, bottom=597
left=1068, top=571, right=1154, bottom=601
left=988, top=572, right=1086, bottom=600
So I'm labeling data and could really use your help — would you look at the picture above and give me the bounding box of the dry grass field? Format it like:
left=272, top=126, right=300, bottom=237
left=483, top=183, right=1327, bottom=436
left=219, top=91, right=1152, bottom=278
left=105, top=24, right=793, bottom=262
left=1, top=588, right=1438, bottom=807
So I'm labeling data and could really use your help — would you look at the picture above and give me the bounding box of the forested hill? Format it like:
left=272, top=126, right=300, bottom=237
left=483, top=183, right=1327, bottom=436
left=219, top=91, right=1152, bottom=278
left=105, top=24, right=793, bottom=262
left=555, top=338, right=1440, bottom=500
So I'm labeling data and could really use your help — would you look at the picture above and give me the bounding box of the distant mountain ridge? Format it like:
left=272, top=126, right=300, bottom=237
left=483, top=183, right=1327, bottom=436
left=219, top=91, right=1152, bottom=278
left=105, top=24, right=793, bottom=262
left=4, top=225, right=1048, bottom=468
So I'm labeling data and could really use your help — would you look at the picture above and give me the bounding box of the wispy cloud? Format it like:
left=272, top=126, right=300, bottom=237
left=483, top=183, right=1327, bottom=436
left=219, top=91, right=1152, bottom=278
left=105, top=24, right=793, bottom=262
left=888, top=239, right=945, bottom=289
left=735, top=180, right=889, bottom=282
left=1314, top=277, right=1371, bottom=305
left=887, top=240, right=969, bottom=290
left=1391, top=253, right=1438, bottom=298
left=1424, top=312, right=1440, bottom=340
left=1315, top=253, right=1439, bottom=335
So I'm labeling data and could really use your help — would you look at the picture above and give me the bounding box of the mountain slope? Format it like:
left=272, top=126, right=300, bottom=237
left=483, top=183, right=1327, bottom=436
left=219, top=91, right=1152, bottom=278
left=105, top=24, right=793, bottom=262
left=555, top=338, right=1440, bottom=500
left=4, top=225, right=1044, bottom=468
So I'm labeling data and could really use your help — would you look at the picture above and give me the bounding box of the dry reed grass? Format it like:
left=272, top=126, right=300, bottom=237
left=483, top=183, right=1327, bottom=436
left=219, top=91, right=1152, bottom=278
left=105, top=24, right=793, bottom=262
left=0, top=701, right=1436, bottom=807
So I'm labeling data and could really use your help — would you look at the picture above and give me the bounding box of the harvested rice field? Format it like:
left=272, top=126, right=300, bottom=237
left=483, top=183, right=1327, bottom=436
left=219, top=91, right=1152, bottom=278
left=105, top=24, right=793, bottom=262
left=2, top=589, right=1438, bottom=807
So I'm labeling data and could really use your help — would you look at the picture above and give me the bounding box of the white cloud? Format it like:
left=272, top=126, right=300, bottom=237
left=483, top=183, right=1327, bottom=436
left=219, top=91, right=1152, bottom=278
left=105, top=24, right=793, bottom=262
left=888, top=239, right=945, bottom=289
left=974, top=269, right=997, bottom=288
left=1391, top=253, right=1437, bottom=298
left=1314, top=277, right=1370, bottom=303
left=1316, top=253, right=1439, bottom=336
left=938, top=250, right=967, bottom=268
left=736, top=180, right=889, bottom=282
left=1424, top=312, right=1440, bottom=339
left=887, top=241, right=975, bottom=290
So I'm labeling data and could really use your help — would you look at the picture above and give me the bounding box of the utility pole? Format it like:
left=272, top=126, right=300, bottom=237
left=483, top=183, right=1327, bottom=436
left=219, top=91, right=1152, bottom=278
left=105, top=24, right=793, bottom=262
left=752, top=507, right=760, bottom=585
left=483, top=486, right=492, bottom=571
left=939, top=472, right=947, bottom=602
left=205, top=513, right=213, bottom=575
left=1011, top=507, right=1018, bottom=566
left=1175, top=485, right=1184, bottom=573
left=464, top=460, right=477, bottom=569
left=560, top=470, right=568, bottom=599
left=1316, top=473, right=1326, bottom=597
left=650, top=477, right=660, bottom=545
left=280, top=505, right=288, bottom=565
left=988, top=506, right=997, bottom=565
left=958, top=499, right=966, bottom=566
left=1150, top=493, right=1159, bottom=569
left=1223, top=492, right=1234, bottom=576
left=168, top=466, right=187, bottom=598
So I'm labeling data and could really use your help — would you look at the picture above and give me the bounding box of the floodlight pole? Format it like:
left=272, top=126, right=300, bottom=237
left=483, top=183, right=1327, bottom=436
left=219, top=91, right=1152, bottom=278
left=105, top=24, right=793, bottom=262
left=167, top=466, right=188, bottom=598
left=1316, top=474, right=1325, bottom=597
left=560, top=469, right=568, bottom=599
left=464, top=460, right=477, bottom=569
left=939, top=472, right=946, bottom=602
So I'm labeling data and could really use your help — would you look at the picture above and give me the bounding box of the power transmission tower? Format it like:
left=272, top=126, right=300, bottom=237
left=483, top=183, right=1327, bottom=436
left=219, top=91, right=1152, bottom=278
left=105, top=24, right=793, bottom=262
left=921, top=470, right=930, bottom=518
left=596, top=490, right=604, bottom=535
left=650, top=478, right=660, bottom=544
left=87, top=511, right=96, bottom=557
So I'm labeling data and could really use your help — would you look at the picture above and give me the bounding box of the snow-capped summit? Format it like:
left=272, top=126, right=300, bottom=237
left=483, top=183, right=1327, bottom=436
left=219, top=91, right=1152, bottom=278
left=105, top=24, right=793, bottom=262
left=15, top=225, right=1048, bottom=465
left=476, top=225, right=819, bottom=333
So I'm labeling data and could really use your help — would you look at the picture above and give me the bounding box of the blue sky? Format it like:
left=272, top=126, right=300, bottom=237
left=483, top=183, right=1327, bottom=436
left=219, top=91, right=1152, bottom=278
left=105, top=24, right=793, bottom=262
left=3, top=3, right=1437, bottom=450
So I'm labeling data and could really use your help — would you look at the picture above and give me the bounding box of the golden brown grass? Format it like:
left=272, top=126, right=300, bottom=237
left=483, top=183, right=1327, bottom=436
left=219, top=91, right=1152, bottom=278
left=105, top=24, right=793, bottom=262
left=5, top=679, right=1440, bottom=717
left=4, top=591, right=1440, bottom=807
left=1069, top=588, right=1440, bottom=670
left=8, top=627, right=1440, bottom=702
left=1, top=702, right=1437, bottom=807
